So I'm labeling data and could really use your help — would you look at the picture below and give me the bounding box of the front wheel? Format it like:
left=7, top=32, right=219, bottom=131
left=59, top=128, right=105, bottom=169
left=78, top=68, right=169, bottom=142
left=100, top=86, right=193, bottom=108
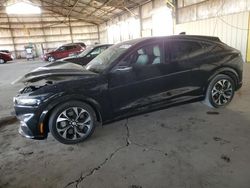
left=49, top=101, right=97, bottom=144
left=204, top=74, right=235, bottom=108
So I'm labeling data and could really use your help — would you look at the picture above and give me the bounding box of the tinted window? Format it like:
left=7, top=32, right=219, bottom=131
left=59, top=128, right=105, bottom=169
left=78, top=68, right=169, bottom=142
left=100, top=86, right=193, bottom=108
left=169, top=41, right=202, bottom=61
left=66, top=45, right=75, bottom=50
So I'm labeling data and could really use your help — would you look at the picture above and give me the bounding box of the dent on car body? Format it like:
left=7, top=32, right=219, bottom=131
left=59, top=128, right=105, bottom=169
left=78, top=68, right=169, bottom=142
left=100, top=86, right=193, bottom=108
left=12, top=61, right=97, bottom=84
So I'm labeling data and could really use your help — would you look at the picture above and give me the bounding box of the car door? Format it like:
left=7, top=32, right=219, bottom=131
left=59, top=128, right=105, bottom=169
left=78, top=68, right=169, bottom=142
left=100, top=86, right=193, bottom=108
left=108, top=39, right=201, bottom=115
left=167, top=39, right=207, bottom=97
left=108, top=41, right=176, bottom=115
left=55, top=46, right=66, bottom=59
left=64, top=45, right=75, bottom=58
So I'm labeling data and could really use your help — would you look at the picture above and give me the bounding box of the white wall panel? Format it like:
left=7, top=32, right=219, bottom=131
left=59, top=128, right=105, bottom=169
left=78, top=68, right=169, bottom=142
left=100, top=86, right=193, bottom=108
left=175, top=12, right=249, bottom=60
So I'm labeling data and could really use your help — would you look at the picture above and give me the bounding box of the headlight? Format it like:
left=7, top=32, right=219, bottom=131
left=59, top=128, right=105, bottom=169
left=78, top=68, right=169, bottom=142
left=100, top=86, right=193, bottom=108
left=15, top=98, right=41, bottom=106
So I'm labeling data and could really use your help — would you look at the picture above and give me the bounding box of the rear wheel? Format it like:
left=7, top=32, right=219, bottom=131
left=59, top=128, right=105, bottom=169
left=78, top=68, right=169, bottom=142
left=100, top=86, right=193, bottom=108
left=49, top=101, right=97, bottom=144
left=0, top=58, right=6, bottom=64
left=204, top=74, right=235, bottom=108
left=48, top=56, right=55, bottom=62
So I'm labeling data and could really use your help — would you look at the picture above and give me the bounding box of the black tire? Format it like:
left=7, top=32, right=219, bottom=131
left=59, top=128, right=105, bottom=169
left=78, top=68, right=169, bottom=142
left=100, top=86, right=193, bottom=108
left=48, top=56, right=55, bottom=62
left=0, top=58, right=6, bottom=64
left=204, top=74, right=235, bottom=108
left=49, top=101, right=97, bottom=144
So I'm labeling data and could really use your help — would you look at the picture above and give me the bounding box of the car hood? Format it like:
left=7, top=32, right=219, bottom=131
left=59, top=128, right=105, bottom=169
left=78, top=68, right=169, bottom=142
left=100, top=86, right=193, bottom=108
left=61, top=56, right=79, bottom=61
left=60, top=56, right=89, bottom=65
left=13, top=61, right=97, bottom=84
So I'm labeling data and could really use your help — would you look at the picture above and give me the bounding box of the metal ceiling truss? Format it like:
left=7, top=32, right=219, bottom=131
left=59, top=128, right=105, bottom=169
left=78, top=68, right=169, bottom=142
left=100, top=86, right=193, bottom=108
left=0, top=0, right=151, bottom=25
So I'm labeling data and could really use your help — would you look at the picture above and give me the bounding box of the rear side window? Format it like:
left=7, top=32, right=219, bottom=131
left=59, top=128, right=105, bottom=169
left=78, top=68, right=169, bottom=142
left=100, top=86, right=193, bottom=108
left=169, top=41, right=202, bottom=61
left=66, top=45, right=76, bottom=50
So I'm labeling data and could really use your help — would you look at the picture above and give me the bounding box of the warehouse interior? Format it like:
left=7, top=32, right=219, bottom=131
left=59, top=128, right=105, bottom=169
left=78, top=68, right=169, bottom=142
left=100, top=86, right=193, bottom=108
left=1, top=0, right=249, bottom=60
left=1, top=0, right=250, bottom=188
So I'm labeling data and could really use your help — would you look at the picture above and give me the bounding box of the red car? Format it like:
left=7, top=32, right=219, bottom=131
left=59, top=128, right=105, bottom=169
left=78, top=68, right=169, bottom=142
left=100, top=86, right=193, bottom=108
left=0, top=50, right=13, bottom=64
left=42, top=43, right=86, bottom=62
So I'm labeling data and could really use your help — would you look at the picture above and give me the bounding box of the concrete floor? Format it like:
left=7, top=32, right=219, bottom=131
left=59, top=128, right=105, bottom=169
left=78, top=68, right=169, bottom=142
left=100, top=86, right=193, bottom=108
left=0, top=61, right=250, bottom=188
left=0, top=59, right=46, bottom=117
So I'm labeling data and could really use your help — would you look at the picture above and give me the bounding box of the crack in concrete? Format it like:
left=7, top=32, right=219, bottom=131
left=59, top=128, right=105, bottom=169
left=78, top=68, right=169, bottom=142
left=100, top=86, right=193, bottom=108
left=64, top=119, right=130, bottom=188
left=65, top=118, right=168, bottom=188
left=125, top=119, right=168, bottom=156
left=124, top=118, right=131, bottom=146
left=64, top=145, right=127, bottom=188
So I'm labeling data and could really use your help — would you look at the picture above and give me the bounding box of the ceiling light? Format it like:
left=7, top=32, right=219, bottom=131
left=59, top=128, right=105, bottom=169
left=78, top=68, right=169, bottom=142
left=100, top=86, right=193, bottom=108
left=6, top=2, right=41, bottom=15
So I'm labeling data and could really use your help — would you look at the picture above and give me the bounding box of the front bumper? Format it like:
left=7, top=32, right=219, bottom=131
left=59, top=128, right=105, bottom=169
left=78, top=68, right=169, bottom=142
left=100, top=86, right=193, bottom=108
left=237, top=81, right=243, bottom=90
left=41, top=55, right=48, bottom=61
left=18, top=114, right=48, bottom=140
left=19, top=121, right=35, bottom=139
left=14, top=92, right=60, bottom=140
left=17, top=113, right=47, bottom=140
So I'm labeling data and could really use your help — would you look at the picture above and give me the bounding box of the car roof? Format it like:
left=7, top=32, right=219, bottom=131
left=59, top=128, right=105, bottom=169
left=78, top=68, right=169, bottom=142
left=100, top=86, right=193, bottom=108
left=62, top=43, right=81, bottom=47
left=119, top=35, right=221, bottom=46
left=93, top=44, right=113, bottom=47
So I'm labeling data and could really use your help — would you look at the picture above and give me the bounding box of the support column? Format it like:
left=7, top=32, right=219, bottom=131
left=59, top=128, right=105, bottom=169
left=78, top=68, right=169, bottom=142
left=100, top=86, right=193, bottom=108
left=246, top=12, right=250, bottom=62
left=68, top=17, right=73, bottom=43
left=7, top=15, right=17, bottom=58
left=139, top=5, right=143, bottom=37
left=41, top=1, right=47, bottom=55
left=97, top=25, right=100, bottom=43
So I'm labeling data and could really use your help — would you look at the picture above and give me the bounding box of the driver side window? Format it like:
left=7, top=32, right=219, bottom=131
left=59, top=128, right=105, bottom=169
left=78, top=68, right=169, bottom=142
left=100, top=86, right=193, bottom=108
left=58, top=46, right=66, bottom=51
left=90, top=48, right=101, bottom=56
left=120, top=43, right=162, bottom=67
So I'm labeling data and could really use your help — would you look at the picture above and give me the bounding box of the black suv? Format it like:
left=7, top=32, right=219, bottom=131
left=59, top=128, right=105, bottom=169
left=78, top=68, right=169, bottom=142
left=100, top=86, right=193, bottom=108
left=14, top=35, right=243, bottom=144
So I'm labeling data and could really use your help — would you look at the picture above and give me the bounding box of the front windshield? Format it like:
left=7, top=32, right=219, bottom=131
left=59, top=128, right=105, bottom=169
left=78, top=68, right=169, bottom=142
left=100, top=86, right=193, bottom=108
left=78, top=46, right=94, bottom=57
left=86, top=42, right=135, bottom=73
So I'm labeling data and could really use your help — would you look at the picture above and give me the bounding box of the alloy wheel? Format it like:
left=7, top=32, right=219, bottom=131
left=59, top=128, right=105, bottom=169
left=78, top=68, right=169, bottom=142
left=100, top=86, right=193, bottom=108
left=211, top=79, right=233, bottom=106
left=56, top=107, right=93, bottom=140
left=48, top=57, right=55, bottom=62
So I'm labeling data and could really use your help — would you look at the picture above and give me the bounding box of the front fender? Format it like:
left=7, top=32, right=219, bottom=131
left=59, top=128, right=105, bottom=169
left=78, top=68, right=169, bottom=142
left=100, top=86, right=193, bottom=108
left=38, top=93, right=103, bottom=132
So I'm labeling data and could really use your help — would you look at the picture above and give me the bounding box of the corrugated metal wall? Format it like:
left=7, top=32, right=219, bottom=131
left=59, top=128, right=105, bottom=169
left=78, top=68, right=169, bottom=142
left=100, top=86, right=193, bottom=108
left=177, top=0, right=250, bottom=24
left=175, top=11, right=249, bottom=61
left=176, top=0, right=250, bottom=61
left=0, top=10, right=99, bottom=58
left=100, top=0, right=250, bottom=61
left=99, top=0, right=173, bottom=44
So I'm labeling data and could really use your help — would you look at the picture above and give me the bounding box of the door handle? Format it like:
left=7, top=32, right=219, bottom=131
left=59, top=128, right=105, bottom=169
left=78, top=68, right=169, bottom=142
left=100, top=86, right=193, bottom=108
left=115, top=66, right=132, bottom=72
